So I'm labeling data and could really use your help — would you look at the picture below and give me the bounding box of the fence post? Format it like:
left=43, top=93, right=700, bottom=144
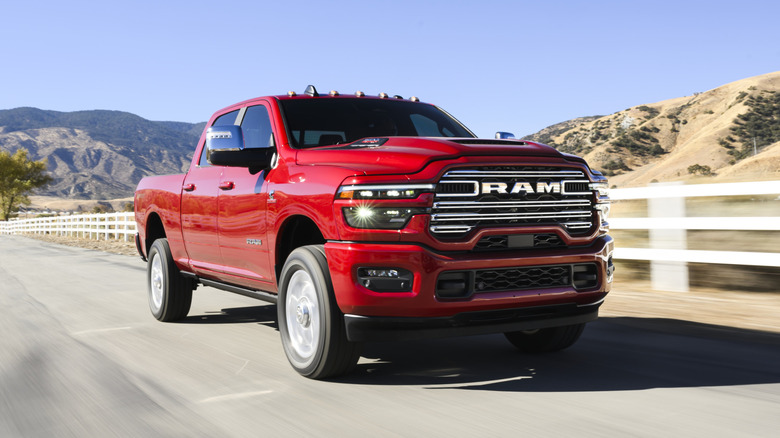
left=648, top=182, right=689, bottom=292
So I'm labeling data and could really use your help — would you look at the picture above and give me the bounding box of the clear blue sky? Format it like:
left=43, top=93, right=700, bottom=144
left=2, top=0, right=779, bottom=138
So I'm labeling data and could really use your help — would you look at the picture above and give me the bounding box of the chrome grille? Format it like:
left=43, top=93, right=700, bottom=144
left=431, top=167, right=594, bottom=237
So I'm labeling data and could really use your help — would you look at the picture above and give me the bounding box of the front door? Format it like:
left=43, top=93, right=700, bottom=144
left=180, top=109, right=239, bottom=275
left=217, top=103, right=275, bottom=290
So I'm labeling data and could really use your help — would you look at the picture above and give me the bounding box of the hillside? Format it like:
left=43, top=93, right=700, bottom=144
left=524, top=71, right=780, bottom=187
left=0, top=108, right=205, bottom=199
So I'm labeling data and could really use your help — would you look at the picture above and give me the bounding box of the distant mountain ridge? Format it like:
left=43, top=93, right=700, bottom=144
left=0, top=108, right=205, bottom=199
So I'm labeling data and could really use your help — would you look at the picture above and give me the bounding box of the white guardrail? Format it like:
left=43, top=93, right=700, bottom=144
left=0, top=212, right=136, bottom=241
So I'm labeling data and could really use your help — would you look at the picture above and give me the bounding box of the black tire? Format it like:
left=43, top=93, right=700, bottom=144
left=147, top=238, right=193, bottom=322
left=504, top=323, right=586, bottom=353
left=277, top=245, right=362, bottom=379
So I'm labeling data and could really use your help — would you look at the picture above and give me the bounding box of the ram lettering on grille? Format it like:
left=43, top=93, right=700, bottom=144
left=431, top=167, right=594, bottom=236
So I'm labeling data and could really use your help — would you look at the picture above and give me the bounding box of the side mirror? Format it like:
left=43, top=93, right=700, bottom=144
left=206, top=125, right=274, bottom=173
left=495, top=131, right=516, bottom=139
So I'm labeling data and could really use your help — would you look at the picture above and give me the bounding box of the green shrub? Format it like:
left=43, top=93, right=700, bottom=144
left=637, top=105, right=660, bottom=118
left=687, top=164, right=713, bottom=176
left=728, top=91, right=780, bottom=161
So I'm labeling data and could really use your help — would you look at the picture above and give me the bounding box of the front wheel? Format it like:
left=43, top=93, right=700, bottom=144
left=504, top=323, right=586, bottom=353
left=147, top=238, right=194, bottom=322
left=278, top=245, right=362, bottom=379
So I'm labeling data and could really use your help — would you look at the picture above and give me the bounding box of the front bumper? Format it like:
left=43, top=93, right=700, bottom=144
left=325, top=235, right=613, bottom=320
left=344, top=299, right=602, bottom=342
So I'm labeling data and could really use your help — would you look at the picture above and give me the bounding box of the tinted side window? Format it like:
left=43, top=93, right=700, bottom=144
left=199, top=109, right=240, bottom=166
left=241, top=105, right=274, bottom=149
left=213, top=110, right=240, bottom=127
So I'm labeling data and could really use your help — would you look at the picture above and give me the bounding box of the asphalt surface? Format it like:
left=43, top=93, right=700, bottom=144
left=1, top=234, right=779, bottom=437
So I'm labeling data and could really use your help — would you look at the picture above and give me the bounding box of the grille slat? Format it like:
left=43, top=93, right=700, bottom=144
left=431, top=166, right=594, bottom=237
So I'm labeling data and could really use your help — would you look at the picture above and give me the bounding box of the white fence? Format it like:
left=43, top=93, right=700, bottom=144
left=610, top=181, right=780, bottom=266
left=0, top=212, right=136, bottom=241
left=610, top=180, right=780, bottom=291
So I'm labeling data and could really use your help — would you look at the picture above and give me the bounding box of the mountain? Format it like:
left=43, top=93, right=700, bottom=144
left=0, top=108, right=206, bottom=199
left=524, top=71, right=780, bottom=187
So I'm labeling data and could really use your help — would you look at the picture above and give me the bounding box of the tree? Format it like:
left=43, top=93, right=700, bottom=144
left=0, top=149, right=53, bottom=220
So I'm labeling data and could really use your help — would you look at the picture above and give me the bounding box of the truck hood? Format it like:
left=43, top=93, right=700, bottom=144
left=294, top=137, right=564, bottom=175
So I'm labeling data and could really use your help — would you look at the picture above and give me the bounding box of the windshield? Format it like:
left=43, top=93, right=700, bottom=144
left=279, top=98, right=475, bottom=148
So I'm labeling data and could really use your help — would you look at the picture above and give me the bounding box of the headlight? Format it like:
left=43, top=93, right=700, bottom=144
left=590, top=181, right=610, bottom=223
left=343, top=206, right=428, bottom=229
left=589, top=181, right=610, bottom=198
left=595, top=203, right=611, bottom=221
left=337, top=184, right=435, bottom=199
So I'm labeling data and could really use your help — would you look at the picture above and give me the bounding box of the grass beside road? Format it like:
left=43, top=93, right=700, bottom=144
left=603, top=280, right=780, bottom=334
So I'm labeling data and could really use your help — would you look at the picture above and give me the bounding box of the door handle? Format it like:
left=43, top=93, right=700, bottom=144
left=183, top=183, right=196, bottom=192
left=219, top=181, right=235, bottom=190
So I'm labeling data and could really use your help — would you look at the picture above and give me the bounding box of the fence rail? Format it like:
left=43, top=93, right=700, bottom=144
left=0, top=212, right=136, bottom=241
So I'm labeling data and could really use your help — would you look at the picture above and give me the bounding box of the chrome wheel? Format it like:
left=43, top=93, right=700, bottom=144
left=146, top=238, right=193, bottom=322
left=149, top=251, right=164, bottom=313
left=285, top=270, right=321, bottom=365
left=278, top=245, right=362, bottom=379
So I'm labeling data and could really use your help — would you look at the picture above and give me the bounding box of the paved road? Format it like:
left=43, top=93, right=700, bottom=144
left=1, top=235, right=779, bottom=437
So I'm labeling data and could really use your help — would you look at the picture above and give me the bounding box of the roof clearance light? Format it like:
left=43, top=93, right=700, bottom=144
left=410, top=96, right=420, bottom=102
left=356, top=91, right=365, bottom=97
left=330, top=90, right=339, bottom=96
left=288, top=91, right=297, bottom=97
left=379, top=92, right=389, bottom=99
left=393, top=95, right=403, bottom=99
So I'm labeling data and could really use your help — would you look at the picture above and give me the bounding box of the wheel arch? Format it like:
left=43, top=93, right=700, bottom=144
left=144, top=212, right=166, bottom=256
left=275, top=215, right=326, bottom=281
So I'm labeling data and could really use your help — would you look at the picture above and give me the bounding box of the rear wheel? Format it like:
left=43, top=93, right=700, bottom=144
left=504, top=323, right=586, bottom=353
left=147, top=238, right=193, bottom=322
left=278, top=245, right=362, bottom=379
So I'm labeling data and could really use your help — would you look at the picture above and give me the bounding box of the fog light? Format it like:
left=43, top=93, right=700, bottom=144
left=357, top=267, right=413, bottom=292
left=573, top=263, right=599, bottom=290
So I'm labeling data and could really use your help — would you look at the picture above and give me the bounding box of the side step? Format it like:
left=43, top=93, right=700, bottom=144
left=181, top=272, right=278, bottom=304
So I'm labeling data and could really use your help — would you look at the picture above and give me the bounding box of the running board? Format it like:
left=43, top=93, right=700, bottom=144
left=183, top=272, right=278, bottom=304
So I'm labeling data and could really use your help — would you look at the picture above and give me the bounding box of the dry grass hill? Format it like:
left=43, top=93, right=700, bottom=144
left=525, top=71, right=780, bottom=187
left=0, top=108, right=205, bottom=201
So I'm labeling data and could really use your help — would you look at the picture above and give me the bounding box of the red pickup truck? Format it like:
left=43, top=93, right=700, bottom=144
left=134, top=86, right=613, bottom=379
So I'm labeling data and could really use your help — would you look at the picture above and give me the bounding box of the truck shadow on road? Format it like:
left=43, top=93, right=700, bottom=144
left=181, top=305, right=278, bottom=330
left=338, top=317, right=780, bottom=391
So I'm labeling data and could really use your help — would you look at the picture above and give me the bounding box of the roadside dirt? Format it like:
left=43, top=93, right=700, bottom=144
left=24, top=233, right=139, bottom=257
left=20, top=233, right=780, bottom=334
